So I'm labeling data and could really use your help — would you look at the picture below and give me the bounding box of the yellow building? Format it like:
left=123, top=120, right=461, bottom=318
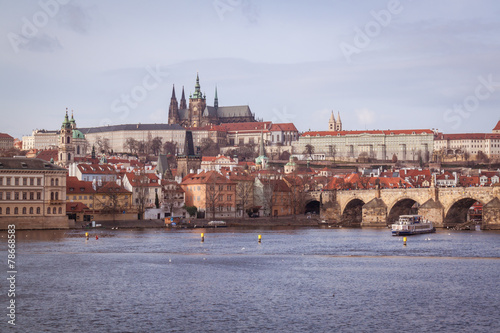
left=0, top=157, right=68, bottom=229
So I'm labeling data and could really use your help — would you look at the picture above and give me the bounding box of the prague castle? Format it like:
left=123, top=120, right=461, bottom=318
left=168, top=73, right=256, bottom=128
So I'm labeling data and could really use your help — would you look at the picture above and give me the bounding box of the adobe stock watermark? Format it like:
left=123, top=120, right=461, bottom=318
left=269, top=106, right=296, bottom=124
left=6, top=0, right=71, bottom=54
left=443, top=74, right=499, bottom=129
left=213, top=0, right=243, bottom=21
left=339, top=0, right=404, bottom=64
left=103, top=65, right=169, bottom=126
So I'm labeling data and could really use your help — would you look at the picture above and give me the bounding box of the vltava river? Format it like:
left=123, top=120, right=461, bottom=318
left=1, top=227, right=499, bottom=332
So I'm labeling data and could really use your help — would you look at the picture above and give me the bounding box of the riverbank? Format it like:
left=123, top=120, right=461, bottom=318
left=74, top=216, right=332, bottom=229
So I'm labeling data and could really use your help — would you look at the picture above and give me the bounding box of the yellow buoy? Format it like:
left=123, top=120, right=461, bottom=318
left=201, top=233, right=204, bottom=242
left=403, top=237, right=407, bottom=246
left=85, top=232, right=89, bottom=240
left=258, top=234, right=262, bottom=243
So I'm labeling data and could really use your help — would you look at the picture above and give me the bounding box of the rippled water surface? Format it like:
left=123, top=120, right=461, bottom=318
left=1, top=227, right=499, bottom=332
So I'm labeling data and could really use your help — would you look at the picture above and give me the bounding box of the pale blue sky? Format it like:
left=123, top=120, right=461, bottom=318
left=1, top=0, right=499, bottom=139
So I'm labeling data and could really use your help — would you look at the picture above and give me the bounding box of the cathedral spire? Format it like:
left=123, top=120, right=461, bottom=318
left=192, top=72, right=204, bottom=99
left=214, top=86, right=218, bottom=109
left=180, top=86, right=187, bottom=109
left=171, top=84, right=176, bottom=99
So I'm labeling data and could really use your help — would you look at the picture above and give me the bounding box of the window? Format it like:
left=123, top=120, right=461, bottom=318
left=55, top=179, right=59, bottom=186
left=14, top=207, right=18, bottom=215
left=0, top=177, right=3, bottom=185
left=51, top=179, right=54, bottom=186
left=219, top=195, right=224, bottom=201
left=22, top=192, right=27, bottom=200
left=227, top=185, right=231, bottom=191
left=22, top=207, right=26, bottom=214
left=36, top=207, right=40, bottom=214
left=37, top=192, right=41, bottom=200
left=58, top=207, right=62, bottom=214
left=29, top=192, right=34, bottom=200
left=219, top=185, right=224, bottom=191
left=30, top=178, right=34, bottom=186
left=6, top=178, right=11, bottom=185
left=14, top=192, right=19, bottom=200
left=37, top=178, right=42, bottom=186
left=52, top=207, right=56, bottom=214
left=15, top=178, right=19, bottom=186
left=29, top=207, right=33, bottom=214
left=0, top=207, right=2, bottom=214
left=227, top=195, right=232, bottom=201
left=6, top=192, right=11, bottom=200
left=23, top=178, right=27, bottom=186
left=6, top=207, right=10, bottom=215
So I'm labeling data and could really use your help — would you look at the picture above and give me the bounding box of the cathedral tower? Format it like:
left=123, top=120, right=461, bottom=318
left=188, top=73, right=206, bottom=127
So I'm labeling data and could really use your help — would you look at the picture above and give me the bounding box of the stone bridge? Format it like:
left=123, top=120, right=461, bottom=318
left=307, top=186, right=500, bottom=229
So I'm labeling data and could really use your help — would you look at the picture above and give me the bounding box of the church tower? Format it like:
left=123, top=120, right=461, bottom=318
left=168, top=85, right=179, bottom=125
left=188, top=73, right=206, bottom=127
left=58, top=108, right=75, bottom=167
left=328, top=111, right=336, bottom=131
left=328, top=111, right=342, bottom=131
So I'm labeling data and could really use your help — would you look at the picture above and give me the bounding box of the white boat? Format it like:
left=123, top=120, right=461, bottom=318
left=391, top=215, right=435, bottom=236
left=207, top=220, right=227, bottom=227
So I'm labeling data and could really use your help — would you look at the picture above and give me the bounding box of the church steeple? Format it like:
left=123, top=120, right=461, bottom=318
left=328, top=111, right=336, bottom=131
left=192, top=72, right=204, bottom=100
left=214, top=86, right=218, bottom=109
left=180, top=86, right=187, bottom=109
left=336, top=111, right=342, bottom=131
left=168, top=84, right=179, bottom=125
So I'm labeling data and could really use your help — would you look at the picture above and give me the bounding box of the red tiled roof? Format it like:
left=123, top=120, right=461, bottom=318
left=36, top=149, right=59, bottom=162
left=125, top=172, right=161, bottom=187
left=0, top=133, right=14, bottom=139
left=66, top=177, right=95, bottom=194
left=181, top=170, right=236, bottom=185
left=269, top=123, right=298, bottom=132
left=96, top=181, right=132, bottom=194
left=302, top=129, right=433, bottom=137
left=220, top=122, right=272, bottom=132
left=493, top=120, right=500, bottom=131
left=78, top=164, right=116, bottom=175
left=66, top=202, right=90, bottom=213
left=435, top=133, right=486, bottom=140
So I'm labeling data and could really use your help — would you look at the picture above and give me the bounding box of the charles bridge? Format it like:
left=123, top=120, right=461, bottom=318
left=307, top=186, right=500, bottom=230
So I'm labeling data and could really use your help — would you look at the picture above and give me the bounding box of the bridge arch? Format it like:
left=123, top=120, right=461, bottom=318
left=444, top=196, right=483, bottom=227
left=387, top=198, right=420, bottom=224
left=305, top=200, right=320, bottom=215
left=341, top=198, right=365, bottom=226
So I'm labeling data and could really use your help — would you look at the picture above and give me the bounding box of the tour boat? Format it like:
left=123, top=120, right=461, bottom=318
left=391, top=215, right=435, bottom=236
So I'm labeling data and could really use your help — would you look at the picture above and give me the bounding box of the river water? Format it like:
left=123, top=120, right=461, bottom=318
left=1, top=227, right=499, bottom=333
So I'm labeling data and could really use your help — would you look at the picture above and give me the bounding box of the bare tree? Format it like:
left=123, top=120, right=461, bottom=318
left=150, top=137, right=163, bottom=156
left=285, top=175, right=307, bottom=217
left=235, top=179, right=253, bottom=219
left=261, top=179, right=277, bottom=218
left=200, top=138, right=219, bottom=156
left=205, top=174, right=222, bottom=220
left=304, top=144, right=314, bottom=158
left=95, top=183, right=130, bottom=222
left=124, top=137, right=138, bottom=154
left=96, top=136, right=111, bottom=154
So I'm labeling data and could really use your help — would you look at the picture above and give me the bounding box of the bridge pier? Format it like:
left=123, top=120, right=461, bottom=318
left=361, top=198, right=387, bottom=227
left=482, top=197, right=500, bottom=230
left=418, top=199, right=444, bottom=228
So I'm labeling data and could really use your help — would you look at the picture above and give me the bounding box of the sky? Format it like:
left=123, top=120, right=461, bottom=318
left=1, top=0, right=499, bottom=140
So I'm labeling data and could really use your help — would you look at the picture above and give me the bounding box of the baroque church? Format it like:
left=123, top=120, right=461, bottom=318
left=168, top=73, right=256, bottom=128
